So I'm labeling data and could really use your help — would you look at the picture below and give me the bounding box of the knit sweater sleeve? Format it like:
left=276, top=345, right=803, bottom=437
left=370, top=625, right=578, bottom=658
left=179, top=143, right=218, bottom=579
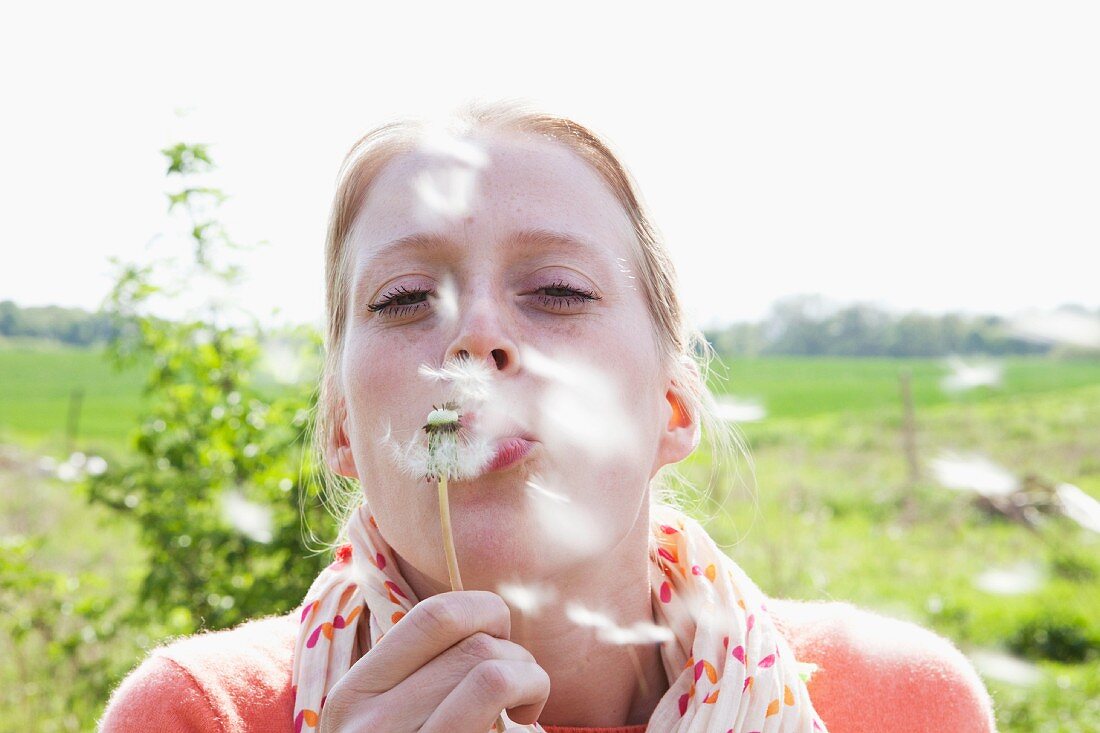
left=97, top=612, right=298, bottom=733
left=98, top=653, right=224, bottom=733
left=769, top=599, right=998, bottom=733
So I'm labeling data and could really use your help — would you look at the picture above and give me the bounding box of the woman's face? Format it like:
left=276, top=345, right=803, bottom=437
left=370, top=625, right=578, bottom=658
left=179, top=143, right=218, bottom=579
left=329, top=129, right=695, bottom=589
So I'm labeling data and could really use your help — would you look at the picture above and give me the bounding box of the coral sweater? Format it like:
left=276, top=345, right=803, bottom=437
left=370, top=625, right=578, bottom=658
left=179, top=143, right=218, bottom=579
left=98, top=598, right=998, bottom=732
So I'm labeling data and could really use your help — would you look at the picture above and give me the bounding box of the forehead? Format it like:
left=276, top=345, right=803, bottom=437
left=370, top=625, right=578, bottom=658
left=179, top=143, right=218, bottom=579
left=354, top=131, right=636, bottom=263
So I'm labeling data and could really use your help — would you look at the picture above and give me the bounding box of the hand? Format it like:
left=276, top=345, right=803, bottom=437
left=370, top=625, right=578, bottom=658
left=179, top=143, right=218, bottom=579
left=318, top=590, right=550, bottom=733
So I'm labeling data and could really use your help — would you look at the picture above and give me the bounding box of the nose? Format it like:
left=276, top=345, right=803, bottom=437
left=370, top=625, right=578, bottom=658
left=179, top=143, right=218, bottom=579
left=445, top=290, right=519, bottom=373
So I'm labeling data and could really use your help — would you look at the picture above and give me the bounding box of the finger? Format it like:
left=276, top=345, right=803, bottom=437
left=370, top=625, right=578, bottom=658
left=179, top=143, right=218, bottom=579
left=420, top=659, right=550, bottom=733
left=369, top=634, right=536, bottom=730
left=338, top=591, right=512, bottom=695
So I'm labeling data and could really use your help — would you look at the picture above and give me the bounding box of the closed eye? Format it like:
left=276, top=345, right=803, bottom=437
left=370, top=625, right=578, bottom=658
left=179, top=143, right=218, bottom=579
left=367, top=280, right=601, bottom=318
left=534, top=280, right=601, bottom=310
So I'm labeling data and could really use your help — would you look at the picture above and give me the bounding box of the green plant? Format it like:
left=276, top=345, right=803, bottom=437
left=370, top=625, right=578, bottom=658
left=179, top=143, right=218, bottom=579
left=84, top=142, right=335, bottom=633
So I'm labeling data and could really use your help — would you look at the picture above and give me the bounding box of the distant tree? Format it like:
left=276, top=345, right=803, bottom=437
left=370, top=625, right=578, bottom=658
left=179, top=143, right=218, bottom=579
left=0, top=301, right=117, bottom=345
left=761, top=293, right=841, bottom=356
left=704, top=296, right=1062, bottom=358
left=0, top=300, right=16, bottom=336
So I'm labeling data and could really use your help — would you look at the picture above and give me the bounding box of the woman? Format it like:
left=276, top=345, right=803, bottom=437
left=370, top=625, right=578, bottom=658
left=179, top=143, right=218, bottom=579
left=100, top=100, right=997, bottom=732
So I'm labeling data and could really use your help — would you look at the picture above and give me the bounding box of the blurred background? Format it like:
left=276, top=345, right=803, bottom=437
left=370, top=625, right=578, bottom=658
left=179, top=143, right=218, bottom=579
left=1, top=2, right=1097, bottom=731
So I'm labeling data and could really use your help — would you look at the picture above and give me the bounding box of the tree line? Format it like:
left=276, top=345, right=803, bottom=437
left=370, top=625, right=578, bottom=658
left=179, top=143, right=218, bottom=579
left=3, top=293, right=1096, bottom=358
left=0, top=300, right=118, bottom=346
left=702, top=294, right=1098, bottom=358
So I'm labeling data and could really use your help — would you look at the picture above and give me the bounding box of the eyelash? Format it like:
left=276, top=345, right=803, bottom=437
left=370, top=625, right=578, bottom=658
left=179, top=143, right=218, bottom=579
left=367, top=280, right=601, bottom=318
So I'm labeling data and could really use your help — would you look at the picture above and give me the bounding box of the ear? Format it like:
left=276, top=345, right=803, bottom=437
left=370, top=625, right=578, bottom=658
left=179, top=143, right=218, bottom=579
left=325, top=397, right=359, bottom=479
left=651, top=361, right=702, bottom=476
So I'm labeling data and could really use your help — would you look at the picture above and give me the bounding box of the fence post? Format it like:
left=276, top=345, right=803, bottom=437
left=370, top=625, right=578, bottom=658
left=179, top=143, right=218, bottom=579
left=899, top=368, right=920, bottom=485
left=66, top=387, right=84, bottom=452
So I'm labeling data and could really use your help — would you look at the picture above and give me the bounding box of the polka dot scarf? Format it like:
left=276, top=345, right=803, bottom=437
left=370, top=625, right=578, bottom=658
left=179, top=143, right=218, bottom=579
left=292, top=502, right=829, bottom=732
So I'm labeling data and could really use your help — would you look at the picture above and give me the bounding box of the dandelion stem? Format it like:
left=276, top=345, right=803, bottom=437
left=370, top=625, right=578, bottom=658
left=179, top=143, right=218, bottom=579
left=437, top=472, right=464, bottom=591
left=437, top=469, right=508, bottom=733
left=428, top=400, right=510, bottom=733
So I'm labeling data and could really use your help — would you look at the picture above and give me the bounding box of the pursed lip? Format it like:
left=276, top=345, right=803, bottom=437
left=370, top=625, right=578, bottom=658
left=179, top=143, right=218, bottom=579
left=485, top=436, right=535, bottom=472
left=454, top=410, right=537, bottom=473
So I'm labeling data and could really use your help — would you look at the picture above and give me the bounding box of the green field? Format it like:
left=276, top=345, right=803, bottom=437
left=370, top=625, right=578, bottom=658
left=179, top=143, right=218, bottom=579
left=4, top=339, right=1099, bottom=450
left=0, top=339, right=149, bottom=451
left=2, top=343, right=1098, bottom=731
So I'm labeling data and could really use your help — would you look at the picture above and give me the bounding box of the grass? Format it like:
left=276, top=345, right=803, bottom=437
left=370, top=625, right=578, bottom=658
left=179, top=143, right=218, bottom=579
left=683, top=378, right=1100, bottom=730
left=2, top=343, right=1098, bottom=731
left=0, top=339, right=148, bottom=454
left=708, top=354, right=1100, bottom=419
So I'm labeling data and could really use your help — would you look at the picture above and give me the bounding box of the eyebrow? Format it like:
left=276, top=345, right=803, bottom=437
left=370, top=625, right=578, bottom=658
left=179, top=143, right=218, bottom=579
left=355, top=227, right=612, bottom=306
left=365, top=227, right=609, bottom=265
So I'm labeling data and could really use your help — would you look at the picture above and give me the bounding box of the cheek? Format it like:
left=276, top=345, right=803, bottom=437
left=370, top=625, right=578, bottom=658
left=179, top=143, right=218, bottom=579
left=341, top=333, right=430, bottom=468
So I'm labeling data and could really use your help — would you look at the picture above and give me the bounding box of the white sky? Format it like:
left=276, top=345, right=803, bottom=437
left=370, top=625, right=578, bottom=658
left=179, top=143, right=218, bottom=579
left=2, top=1, right=1098, bottom=332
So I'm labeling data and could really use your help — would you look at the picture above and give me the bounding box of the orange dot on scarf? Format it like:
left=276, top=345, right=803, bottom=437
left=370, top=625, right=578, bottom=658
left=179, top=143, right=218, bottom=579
left=391, top=610, right=405, bottom=624
left=705, top=564, right=717, bottom=582
left=784, top=684, right=795, bottom=705
left=302, top=710, right=319, bottom=726
left=766, top=698, right=780, bottom=716
left=704, top=690, right=720, bottom=704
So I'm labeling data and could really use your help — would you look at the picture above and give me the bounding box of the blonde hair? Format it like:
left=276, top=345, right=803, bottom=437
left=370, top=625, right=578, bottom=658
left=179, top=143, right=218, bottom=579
left=307, top=98, right=752, bottom=551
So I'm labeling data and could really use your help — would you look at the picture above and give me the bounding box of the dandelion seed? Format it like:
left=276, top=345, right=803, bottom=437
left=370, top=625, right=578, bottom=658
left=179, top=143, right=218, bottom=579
left=1004, top=308, right=1100, bottom=349
left=967, top=648, right=1042, bottom=687
left=565, top=603, right=615, bottom=630
left=930, top=450, right=1019, bottom=497
left=417, top=123, right=491, bottom=168
left=524, top=478, right=572, bottom=504
left=497, top=582, right=557, bottom=615
left=418, top=356, right=496, bottom=404
left=1056, top=483, right=1100, bottom=533
left=566, top=602, right=665, bottom=699
left=379, top=415, right=495, bottom=482
left=259, top=336, right=312, bottom=385
left=434, top=273, right=460, bottom=325
left=597, top=620, right=675, bottom=646
left=713, top=396, right=767, bottom=423
left=414, top=167, right=480, bottom=221
left=523, top=345, right=641, bottom=462
left=221, top=489, right=274, bottom=543
left=526, top=475, right=604, bottom=561
left=940, top=356, right=1003, bottom=393
left=973, top=561, right=1045, bottom=595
